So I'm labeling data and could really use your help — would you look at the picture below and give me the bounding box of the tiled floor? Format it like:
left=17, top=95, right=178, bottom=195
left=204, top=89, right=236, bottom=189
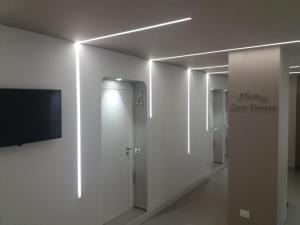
left=142, top=168, right=300, bottom=225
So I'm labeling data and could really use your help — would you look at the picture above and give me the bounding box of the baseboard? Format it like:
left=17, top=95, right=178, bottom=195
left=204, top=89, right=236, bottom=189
left=127, top=163, right=228, bottom=225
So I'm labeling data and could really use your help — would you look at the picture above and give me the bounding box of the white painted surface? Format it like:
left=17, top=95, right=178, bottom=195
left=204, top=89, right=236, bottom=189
left=209, top=75, right=228, bottom=90
left=0, top=25, right=218, bottom=225
left=100, top=81, right=133, bottom=223
left=288, top=76, right=297, bottom=168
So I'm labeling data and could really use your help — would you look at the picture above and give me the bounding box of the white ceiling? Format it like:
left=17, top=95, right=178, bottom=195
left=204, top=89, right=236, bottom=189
left=1, top=0, right=300, bottom=68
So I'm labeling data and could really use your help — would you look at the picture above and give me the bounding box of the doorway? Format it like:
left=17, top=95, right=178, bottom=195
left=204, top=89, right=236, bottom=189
left=100, top=79, right=147, bottom=225
left=211, top=89, right=228, bottom=164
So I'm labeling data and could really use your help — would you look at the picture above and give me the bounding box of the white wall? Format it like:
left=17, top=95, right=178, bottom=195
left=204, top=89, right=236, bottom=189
left=210, top=74, right=228, bottom=90
left=0, top=25, right=218, bottom=225
left=289, top=75, right=297, bottom=168
left=0, top=25, right=82, bottom=225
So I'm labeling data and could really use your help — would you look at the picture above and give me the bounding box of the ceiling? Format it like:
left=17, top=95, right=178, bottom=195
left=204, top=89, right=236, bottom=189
left=1, top=0, right=300, bottom=69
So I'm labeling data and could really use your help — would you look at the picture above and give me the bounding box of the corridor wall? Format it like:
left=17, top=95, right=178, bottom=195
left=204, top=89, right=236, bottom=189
left=0, top=24, right=223, bottom=225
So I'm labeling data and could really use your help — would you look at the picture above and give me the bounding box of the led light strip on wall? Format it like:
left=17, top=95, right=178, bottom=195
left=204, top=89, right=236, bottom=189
left=149, top=60, right=153, bottom=118
left=75, top=43, right=82, bottom=199
left=187, top=69, right=191, bottom=154
left=206, top=73, right=210, bottom=131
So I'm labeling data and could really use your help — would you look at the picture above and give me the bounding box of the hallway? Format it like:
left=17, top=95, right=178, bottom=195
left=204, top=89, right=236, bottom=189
left=142, top=168, right=300, bottom=225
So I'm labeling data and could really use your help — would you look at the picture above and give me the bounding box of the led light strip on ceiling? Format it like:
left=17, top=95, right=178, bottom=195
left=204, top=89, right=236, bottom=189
left=206, top=71, right=299, bottom=75
left=78, top=17, right=192, bottom=44
left=153, top=40, right=300, bottom=61
left=190, top=64, right=300, bottom=72
left=190, top=65, right=229, bottom=71
left=208, top=71, right=229, bottom=75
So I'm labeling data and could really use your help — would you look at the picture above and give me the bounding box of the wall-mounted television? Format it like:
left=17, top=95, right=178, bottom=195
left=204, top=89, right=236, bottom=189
left=0, top=89, right=62, bottom=148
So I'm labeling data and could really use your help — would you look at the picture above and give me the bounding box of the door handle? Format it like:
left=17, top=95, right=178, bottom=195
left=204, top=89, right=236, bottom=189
left=125, top=147, right=132, bottom=155
left=134, top=148, right=141, bottom=155
left=211, top=127, right=219, bottom=132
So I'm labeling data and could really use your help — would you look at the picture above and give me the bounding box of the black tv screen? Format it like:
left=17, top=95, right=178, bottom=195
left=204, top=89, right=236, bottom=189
left=0, top=89, right=62, bottom=147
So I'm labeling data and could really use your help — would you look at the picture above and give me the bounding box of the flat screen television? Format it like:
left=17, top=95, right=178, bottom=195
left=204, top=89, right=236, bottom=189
left=0, top=89, right=62, bottom=147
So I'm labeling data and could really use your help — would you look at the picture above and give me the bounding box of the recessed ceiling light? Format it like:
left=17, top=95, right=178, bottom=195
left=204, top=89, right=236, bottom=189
left=78, top=17, right=192, bottom=44
left=153, top=39, right=300, bottom=61
left=116, top=78, right=123, bottom=81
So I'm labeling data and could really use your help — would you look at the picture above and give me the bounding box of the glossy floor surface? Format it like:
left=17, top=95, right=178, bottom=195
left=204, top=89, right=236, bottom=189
left=142, top=168, right=300, bottom=225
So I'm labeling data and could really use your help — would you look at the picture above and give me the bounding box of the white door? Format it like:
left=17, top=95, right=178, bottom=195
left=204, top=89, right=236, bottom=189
left=212, top=89, right=225, bottom=163
left=100, top=80, right=133, bottom=223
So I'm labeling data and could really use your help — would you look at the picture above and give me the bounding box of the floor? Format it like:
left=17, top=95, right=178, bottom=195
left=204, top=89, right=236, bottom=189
left=104, top=208, right=145, bottom=225
left=286, top=169, right=300, bottom=225
left=143, top=167, right=228, bottom=225
left=142, top=167, right=300, bottom=225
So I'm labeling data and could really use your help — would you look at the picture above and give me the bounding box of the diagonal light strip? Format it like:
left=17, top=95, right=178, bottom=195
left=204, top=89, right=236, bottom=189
left=78, top=17, right=192, bottom=44
left=152, top=39, right=300, bottom=61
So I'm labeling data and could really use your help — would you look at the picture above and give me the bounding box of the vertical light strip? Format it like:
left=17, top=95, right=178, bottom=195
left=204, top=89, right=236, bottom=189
left=149, top=60, right=153, bottom=118
left=206, top=73, right=210, bottom=131
left=187, top=69, right=191, bottom=154
left=75, top=42, right=82, bottom=199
